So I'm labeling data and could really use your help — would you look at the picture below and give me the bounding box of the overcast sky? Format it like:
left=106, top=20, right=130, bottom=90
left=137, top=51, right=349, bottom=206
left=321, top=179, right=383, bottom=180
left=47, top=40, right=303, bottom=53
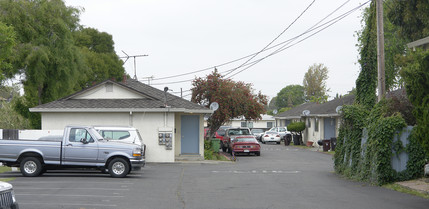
left=65, top=0, right=370, bottom=102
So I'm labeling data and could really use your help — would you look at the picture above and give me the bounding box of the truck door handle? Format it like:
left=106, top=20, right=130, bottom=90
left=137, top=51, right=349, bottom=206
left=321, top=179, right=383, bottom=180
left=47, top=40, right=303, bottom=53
left=66, top=144, right=73, bottom=147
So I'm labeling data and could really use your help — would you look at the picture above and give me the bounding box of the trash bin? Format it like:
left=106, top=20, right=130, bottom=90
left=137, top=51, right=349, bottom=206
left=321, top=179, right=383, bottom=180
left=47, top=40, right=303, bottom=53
left=284, top=135, right=292, bottom=146
left=211, top=138, right=220, bottom=152
left=322, top=139, right=331, bottom=152
left=293, top=135, right=300, bottom=145
left=330, top=137, right=337, bottom=151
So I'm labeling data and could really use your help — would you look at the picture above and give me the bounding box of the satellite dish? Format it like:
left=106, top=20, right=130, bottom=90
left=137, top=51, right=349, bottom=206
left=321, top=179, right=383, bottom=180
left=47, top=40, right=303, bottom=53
left=209, top=102, right=219, bottom=111
left=336, top=106, right=343, bottom=114
left=302, top=110, right=310, bottom=116
left=273, top=109, right=278, bottom=115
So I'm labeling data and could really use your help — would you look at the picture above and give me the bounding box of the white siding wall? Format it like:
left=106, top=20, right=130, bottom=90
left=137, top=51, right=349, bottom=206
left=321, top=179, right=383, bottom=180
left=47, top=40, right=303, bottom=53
left=74, top=83, right=144, bottom=99
left=41, top=112, right=177, bottom=163
left=304, top=118, right=320, bottom=143
left=132, top=112, right=175, bottom=163
left=230, top=120, right=275, bottom=129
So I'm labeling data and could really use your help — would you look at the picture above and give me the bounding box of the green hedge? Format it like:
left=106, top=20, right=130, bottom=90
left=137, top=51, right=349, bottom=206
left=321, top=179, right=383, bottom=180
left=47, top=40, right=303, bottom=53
left=287, top=122, right=305, bottom=133
left=334, top=100, right=427, bottom=185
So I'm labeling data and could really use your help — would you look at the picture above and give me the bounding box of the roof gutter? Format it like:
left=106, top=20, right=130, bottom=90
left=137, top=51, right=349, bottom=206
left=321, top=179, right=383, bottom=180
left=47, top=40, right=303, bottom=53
left=29, top=107, right=213, bottom=114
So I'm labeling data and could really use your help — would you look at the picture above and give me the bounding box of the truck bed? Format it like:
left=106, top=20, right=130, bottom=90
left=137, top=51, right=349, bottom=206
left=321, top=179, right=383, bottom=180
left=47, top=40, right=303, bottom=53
left=0, top=139, right=62, bottom=165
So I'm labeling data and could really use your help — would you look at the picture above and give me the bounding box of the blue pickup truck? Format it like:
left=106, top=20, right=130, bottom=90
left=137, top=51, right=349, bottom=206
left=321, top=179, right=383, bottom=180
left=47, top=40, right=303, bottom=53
left=0, top=125, right=145, bottom=178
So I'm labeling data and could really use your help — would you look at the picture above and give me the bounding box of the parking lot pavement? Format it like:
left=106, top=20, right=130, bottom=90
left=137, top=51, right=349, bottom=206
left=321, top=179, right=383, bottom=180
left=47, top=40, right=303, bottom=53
left=2, top=169, right=142, bottom=209
left=2, top=143, right=429, bottom=209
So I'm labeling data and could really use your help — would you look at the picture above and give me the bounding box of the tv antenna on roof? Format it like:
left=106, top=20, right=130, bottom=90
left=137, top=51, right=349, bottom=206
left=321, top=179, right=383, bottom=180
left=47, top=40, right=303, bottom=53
left=120, top=50, right=149, bottom=80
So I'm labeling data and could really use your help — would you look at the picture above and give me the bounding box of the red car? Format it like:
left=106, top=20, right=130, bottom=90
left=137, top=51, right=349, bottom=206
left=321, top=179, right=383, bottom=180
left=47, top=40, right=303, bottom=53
left=229, top=136, right=261, bottom=156
left=204, top=128, right=225, bottom=139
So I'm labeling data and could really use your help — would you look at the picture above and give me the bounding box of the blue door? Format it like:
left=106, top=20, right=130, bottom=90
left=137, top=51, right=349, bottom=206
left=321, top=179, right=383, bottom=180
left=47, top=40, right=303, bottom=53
left=324, top=118, right=336, bottom=139
left=181, top=115, right=200, bottom=154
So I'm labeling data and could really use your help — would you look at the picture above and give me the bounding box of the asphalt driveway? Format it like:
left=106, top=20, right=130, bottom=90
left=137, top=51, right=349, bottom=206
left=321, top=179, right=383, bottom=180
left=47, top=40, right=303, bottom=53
left=1, top=144, right=428, bottom=209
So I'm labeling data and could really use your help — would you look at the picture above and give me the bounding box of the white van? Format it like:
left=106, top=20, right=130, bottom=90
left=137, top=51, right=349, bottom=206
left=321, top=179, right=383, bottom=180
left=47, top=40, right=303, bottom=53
left=94, top=126, right=145, bottom=155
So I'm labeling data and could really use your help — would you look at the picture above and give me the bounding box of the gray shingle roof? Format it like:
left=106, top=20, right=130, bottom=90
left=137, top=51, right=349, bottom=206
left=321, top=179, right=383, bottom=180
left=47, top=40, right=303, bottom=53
left=30, top=79, right=209, bottom=112
left=275, top=95, right=355, bottom=118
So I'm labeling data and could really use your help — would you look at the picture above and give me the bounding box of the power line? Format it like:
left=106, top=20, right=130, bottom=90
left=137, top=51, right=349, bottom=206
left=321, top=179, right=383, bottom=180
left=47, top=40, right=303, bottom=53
left=164, top=1, right=371, bottom=103
left=227, top=0, right=367, bottom=78
left=223, top=0, right=316, bottom=77
left=152, top=0, right=369, bottom=86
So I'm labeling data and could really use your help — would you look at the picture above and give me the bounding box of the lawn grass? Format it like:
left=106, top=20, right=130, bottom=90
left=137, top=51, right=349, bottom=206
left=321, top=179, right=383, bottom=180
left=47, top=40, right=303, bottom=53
left=0, top=166, right=11, bottom=173
left=384, top=183, right=429, bottom=199
left=0, top=166, right=15, bottom=182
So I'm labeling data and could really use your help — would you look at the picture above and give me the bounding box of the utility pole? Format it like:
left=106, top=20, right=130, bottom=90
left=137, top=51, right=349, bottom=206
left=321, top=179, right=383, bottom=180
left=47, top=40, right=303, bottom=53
left=120, top=50, right=148, bottom=80
left=376, top=0, right=385, bottom=101
left=141, top=76, right=154, bottom=85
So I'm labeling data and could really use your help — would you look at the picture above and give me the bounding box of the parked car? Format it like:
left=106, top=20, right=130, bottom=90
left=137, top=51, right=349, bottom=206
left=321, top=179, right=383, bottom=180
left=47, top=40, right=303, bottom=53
left=0, top=181, right=19, bottom=209
left=251, top=128, right=264, bottom=141
left=0, top=125, right=145, bottom=178
left=261, top=131, right=281, bottom=144
left=204, top=127, right=225, bottom=139
left=268, top=127, right=291, bottom=141
left=221, top=127, right=252, bottom=153
left=94, top=126, right=145, bottom=149
left=230, top=136, right=260, bottom=156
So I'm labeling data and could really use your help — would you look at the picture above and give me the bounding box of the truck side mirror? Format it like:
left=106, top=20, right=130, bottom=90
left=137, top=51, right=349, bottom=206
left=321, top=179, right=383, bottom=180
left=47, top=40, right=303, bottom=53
left=80, top=138, right=89, bottom=144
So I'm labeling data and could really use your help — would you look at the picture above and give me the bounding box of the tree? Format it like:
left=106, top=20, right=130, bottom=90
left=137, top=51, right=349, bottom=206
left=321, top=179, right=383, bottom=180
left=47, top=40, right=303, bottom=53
left=388, top=0, right=429, bottom=42
left=355, top=2, right=377, bottom=109
left=302, top=63, right=329, bottom=102
left=355, top=1, right=414, bottom=109
left=0, top=1, right=125, bottom=128
left=275, top=84, right=305, bottom=108
left=0, top=21, right=16, bottom=81
left=0, top=85, right=30, bottom=129
left=73, top=27, right=125, bottom=86
left=399, top=49, right=429, bottom=155
left=0, top=0, right=87, bottom=128
left=191, top=70, right=267, bottom=138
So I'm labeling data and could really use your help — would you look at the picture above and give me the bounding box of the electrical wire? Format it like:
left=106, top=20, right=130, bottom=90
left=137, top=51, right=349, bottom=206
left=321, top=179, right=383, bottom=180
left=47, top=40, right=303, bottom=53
left=223, top=0, right=316, bottom=77
left=152, top=0, right=369, bottom=86
left=227, top=0, right=368, bottom=78
left=166, top=1, right=371, bottom=103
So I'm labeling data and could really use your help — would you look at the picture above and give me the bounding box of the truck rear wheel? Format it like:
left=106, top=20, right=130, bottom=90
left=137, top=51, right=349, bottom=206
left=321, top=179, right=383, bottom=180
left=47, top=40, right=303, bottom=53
left=20, top=157, right=43, bottom=177
left=108, top=158, right=130, bottom=178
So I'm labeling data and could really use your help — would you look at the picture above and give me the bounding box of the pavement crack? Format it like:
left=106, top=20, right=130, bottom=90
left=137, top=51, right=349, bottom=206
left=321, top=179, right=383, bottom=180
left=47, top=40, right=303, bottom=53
left=176, top=167, right=186, bottom=209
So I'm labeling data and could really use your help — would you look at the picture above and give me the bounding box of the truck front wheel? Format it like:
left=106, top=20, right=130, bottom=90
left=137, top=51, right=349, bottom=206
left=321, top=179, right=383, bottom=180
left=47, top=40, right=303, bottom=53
left=108, top=158, right=130, bottom=178
left=20, top=157, right=43, bottom=177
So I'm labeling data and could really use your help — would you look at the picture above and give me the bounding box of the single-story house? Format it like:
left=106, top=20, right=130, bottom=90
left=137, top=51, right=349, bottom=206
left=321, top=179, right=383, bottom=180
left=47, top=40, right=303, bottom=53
left=29, top=79, right=213, bottom=163
left=227, top=114, right=275, bottom=131
left=274, top=95, right=355, bottom=145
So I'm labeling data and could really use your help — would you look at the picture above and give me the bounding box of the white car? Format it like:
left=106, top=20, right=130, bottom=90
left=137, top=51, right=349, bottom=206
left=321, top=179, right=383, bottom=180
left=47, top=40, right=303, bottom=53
left=261, top=131, right=281, bottom=144
left=269, top=127, right=292, bottom=141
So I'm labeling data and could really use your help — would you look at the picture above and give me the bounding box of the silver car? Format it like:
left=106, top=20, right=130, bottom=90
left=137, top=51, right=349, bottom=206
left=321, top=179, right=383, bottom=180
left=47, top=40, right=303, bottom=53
left=0, top=181, right=19, bottom=209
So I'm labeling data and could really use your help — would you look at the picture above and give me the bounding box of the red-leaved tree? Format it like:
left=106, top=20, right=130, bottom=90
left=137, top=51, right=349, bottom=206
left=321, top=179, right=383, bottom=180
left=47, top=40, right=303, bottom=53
left=191, top=70, right=267, bottom=139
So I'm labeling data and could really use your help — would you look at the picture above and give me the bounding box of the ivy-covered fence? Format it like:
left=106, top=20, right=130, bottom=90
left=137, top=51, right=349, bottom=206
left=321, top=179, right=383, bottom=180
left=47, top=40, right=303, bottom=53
left=334, top=101, right=427, bottom=185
